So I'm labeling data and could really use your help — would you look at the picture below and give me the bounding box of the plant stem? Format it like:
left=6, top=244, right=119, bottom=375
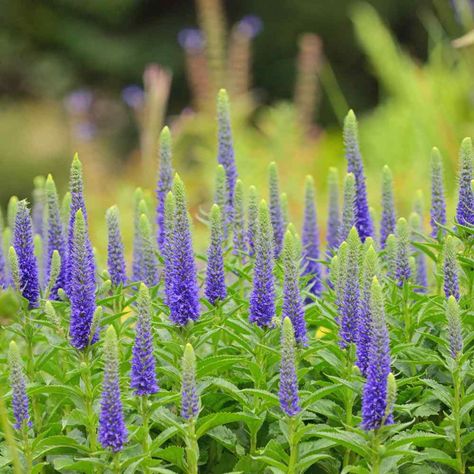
left=112, top=452, right=121, bottom=474
left=140, top=396, right=150, bottom=474
left=22, top=424, right=32, bottom=473
left=81, top=349, right=98, bottom=454
left=185, top=419, right=199, bottom=474
left=371, top=430, right=381, bottom=474
left=343, top=344, right=355, bottom=468
left=452, top=363, right=465, bottom=474
left=287, top=416, right=298, bottom=474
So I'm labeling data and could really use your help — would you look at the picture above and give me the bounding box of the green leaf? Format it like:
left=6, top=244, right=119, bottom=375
left=387, top=431, right=444, bottom=449
left=309, top=430, right=370, bottom=458
left=196, top=412, right=259, bottom=439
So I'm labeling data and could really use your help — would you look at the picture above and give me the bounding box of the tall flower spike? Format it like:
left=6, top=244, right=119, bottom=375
left=168, top=175, right=200, bottom=325
left=66, top=154, right=89, bottom=294
left=249, top=200, right=276, bottom=327
left=138, top=213, right=159, bottom=288
left=409, top=212, right=427, bottom=292
left=247, top=185, right=258, bottom=257
left=357, top=243, right=379, bottom=377
left=339, top=173, right=356, bottom=245
left=13, top=201, right=40, bottom=308
left=7, top=196, right=18, bottom=232
left=395, top=218, right=411, bottom=287
left=98, top=326, right=127, bottom=452
left=279, top=317, right=301, bottom=417
left=156, top=127, right=174, bottom=250
left=380, top=165, right=396, bottom=248
left=338, top=227, right=361, bottom=348
left=32, top=176, right=45, bottom=238
left=446, top=295, right=463, bottom=359
left=45, top=175, right=67, bottom=299
left=181, top=343, right=199, bottom=420
left=8, top=341, right=31, bottom=430
left=343, top=110, right=374, bottom=241
left=326, top=167, right=340, bottom=255
left=361, top=277, right=393, bottom=430
left=443, top=235, right=460, bottom=301
left=205, top=205, right=227, bottom=305
left=69, top=209, right=97, bottom=350
left=385, top=234, right=397, bottom=279
left=131, top=283, right=159, bottom=396
left=106, top=206, right=127, bottom=287
left=214, top=164, right=228, bottom=238
left=301, top=175, right=322, bottom=298
left=163, top=192, right=175, bottom=307
left=456, top=137, right=474, bottom=227
left=430, top=147, right=447, bottom=237
left=217, top=89, right=238, bottom=224
left=61, top=191, right=72, bottom=230
left=132, top=189, right=145, bottom=282
left=268, top=162, right=284, bottom=257
left=232, top=179, right=247, bottom=258
left=0, top=210, right=7, bottom=288
left=282, top=229, right=307, bottom=345
left=334, top=242, right=348, bottom=312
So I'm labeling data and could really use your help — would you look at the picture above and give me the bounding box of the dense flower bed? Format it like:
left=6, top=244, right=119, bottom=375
left=0, top=90, right=473, bottom=473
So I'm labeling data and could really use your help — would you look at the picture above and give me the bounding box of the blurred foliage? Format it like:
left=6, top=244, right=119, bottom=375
left=0, top=0, right=473, bottom=256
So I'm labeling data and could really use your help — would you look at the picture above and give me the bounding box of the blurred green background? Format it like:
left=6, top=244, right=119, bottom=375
left=0, top=0, right=473, bottom=252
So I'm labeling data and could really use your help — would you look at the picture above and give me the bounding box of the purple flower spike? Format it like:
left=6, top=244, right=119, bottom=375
left=395, top=218, right=411, bottom=287
left=106, top=206, right=127, bottom=287
left=338, top=227, right=361, bottom=348
left=8, top=341, right=31, bottom=430
left=446, top=296, right=463, bottom=359
left=163, top=192, right=175, bottom=307
left=233, top=180, right=247, bottom=258
left=326, top=167, right=340, bottom=255
left=409, top=212, right=427, bottom=292
left=181, top=343, right=199, bottom=420
left=217, top=89, right=238, bottom=226
left=247, top=185, right=258, bottom=257
left=122, top=85, right=144, bottom=109
left=168, top=175, right=200, bottom=325
left=32, top=176, right=45, bottom=239
left=380, top=166, right=396, bottom=249
left=443, top=236, right=460, bottom=301
left=178, top=28, right=205, bottom=51
left=99, top=326, right=127, bottom=452
left=131, top=283, right=158, bottom=396
left=237, top=15, right=263, bottom=38
left=361, top=277, right=393, bottom=431
left=45, top=175, right=67, bottom=299
left=66, top=154, right=90, bottom=295
left=132, top=189, right=145, bottom=283
left=301, top=175, right=322, bottom=299
left=156, top=127, right=174, bottom=251
left=205, top=205, right=227, bottom=305
left=138, top=213, right=159, bottom=288
left=430, top=148, right=447, bottom=237
left=249, top=200, right=276, bottom=328
left=0, top=210, right=6, bottom=288
left=268, top=162, right=284, bottom=257
left=339, top=173, right=356, bottom=245
left=283, top=228, right=307, bottom=345
left=343, top=111, right=374, bottom=241
left=279, top=317, right=301, bottom=417
left=69, top=209, right=97, bottom=350
left=13, top=200, right=40, bottom=308
left=456, top=138, right=474, bottom=227
left=356, top=242, right=379, bottom=377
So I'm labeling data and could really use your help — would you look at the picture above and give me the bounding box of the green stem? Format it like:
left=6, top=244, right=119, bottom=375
left=185, top=419, right=199, bottom=474
left=287, top=416, right=298, bottom=474
left=452, top=364, right=465, bottom=474
left=249, top=429, right=258, bottom=455
left=370, top=430, right=381, bottom=474
left=112, top=452, right=121, bottom=474
left=81, top=350, right=98, bottom=454
left=140, top=396, right=151, bottom=474
left=343, top=344, right=355, bottom=468
left=22, top=424, right=32, bottom=473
